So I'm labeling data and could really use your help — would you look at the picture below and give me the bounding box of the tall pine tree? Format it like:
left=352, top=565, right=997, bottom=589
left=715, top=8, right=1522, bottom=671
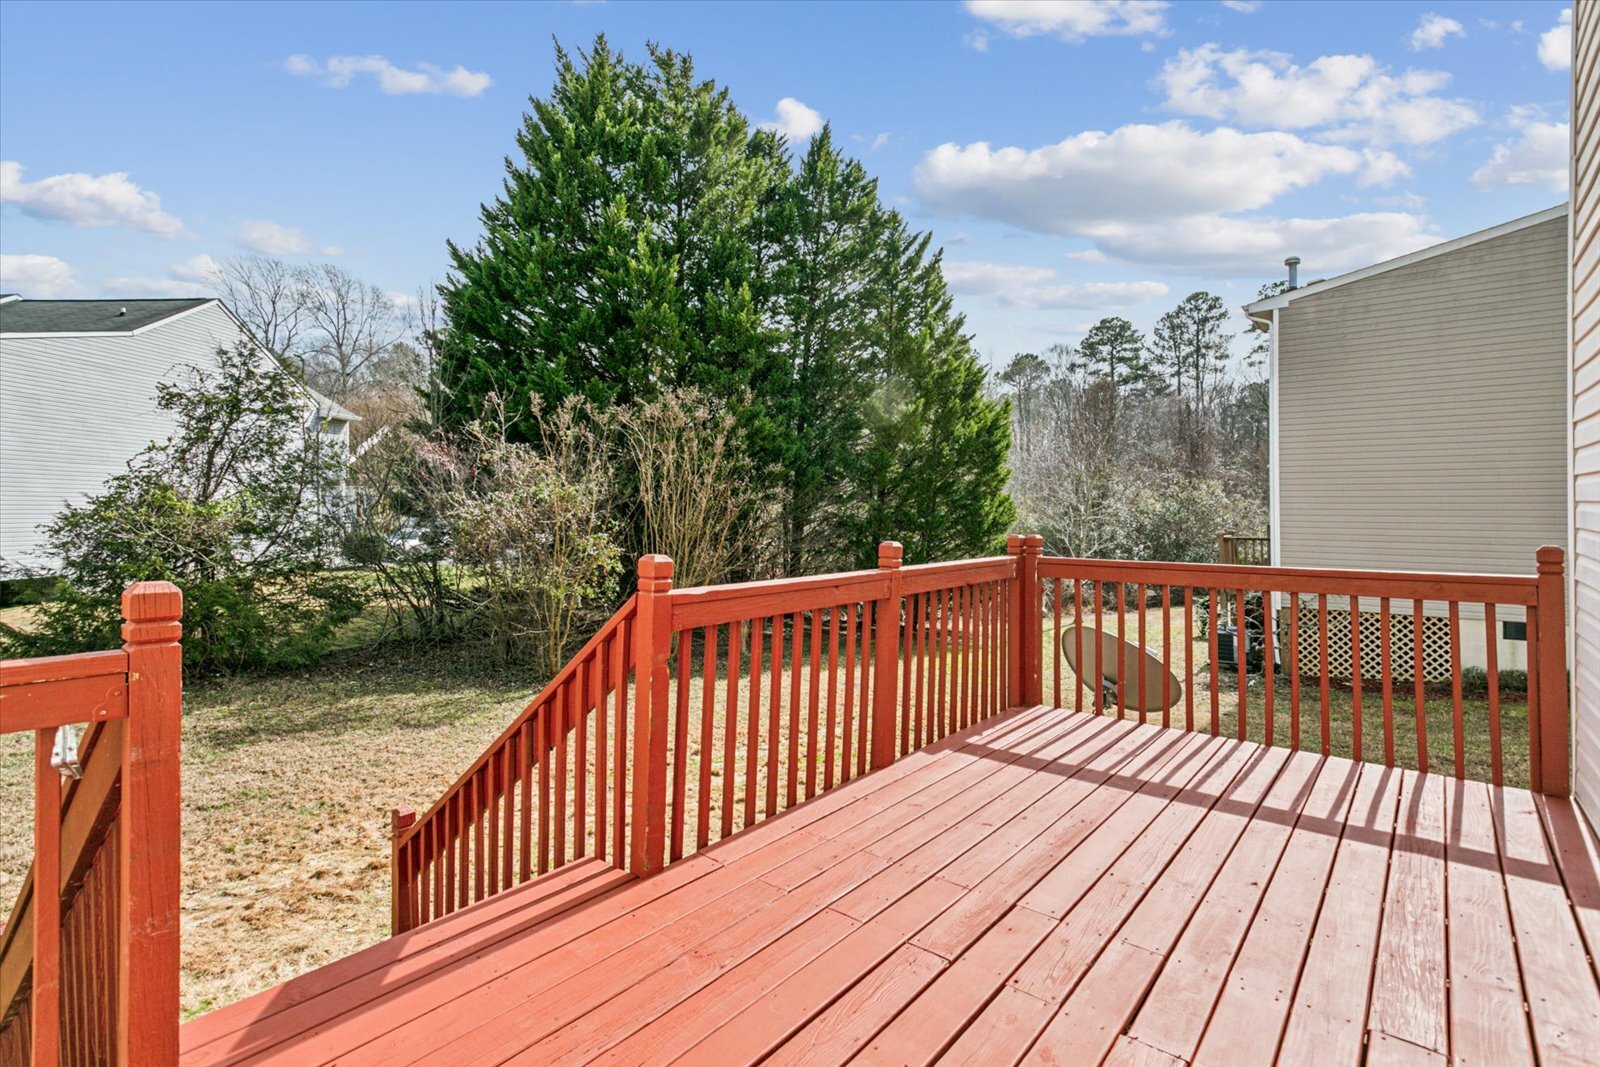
left=851, top=216, right=1014, bottom=565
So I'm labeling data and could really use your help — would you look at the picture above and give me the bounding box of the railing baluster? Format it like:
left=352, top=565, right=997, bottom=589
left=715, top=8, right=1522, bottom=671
left=806, top=612, right=821, bottom=799
left=766, top=615, right=782, bottom=816
left=700, top=625, right=717, bottom=850
left=504, top=727, right=517, bottom=879
left=826, top=607, right=841, bottom=786
left=1117, top=583, right=1128, bottom=719
left=900, top=597, right=913, bottom=753
left=594, top=642, right=608, bottom=866
left=841, top=603, right=857, bottom=773
left=1053, top=579, right=1063, bottom=710
left=614, top=617, right=630, bottom=864
left=1381, top=599, right=1394, bottom=767
left=1138, top=583, right=1148, bottom=722
left=1485, top=605, right=1502, bottom=786
left=1184, top=587, right=1195, bottom=732
left=673, top=631, right=692, bottom=860
left=1262, top=592, right=1275, bottom=747
left=553, top=684, right=568, bottom=869
left=1413, top=599, right=1428, bottom=774
left=1073, top=580, right=1084, bottom=716
left=724, top=619, right=742, bottom=835
left=746, top=618, right=762, bottom=830
left=486, top=740, right=500, bottom=894
left=787, top=614, right=802, bottom=808
left=1235, top=585, right=1247, bottom=740
left=1318, top=594, right=1331, bottom=756
left=1450, top=601, right=1464, bottom=779
left=858, top=601, right=873, bottom=770
left=521, top=719, right=535, bottom=876
left=537, top=700, right=550, bottom=876
left=1350, top=597, right=1362, bottom=763
left=1207, top=589, right=1219, bottom=734
left=1161, top=585, right=1172, bottom=730
left=1288, top=593, right=1301, bottom=750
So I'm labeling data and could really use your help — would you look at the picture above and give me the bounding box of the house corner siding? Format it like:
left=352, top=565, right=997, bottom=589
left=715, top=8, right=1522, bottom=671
left=1572, top=0, right=1600, bottom=824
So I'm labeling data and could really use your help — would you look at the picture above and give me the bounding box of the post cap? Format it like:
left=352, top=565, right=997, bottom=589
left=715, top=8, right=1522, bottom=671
left=121, top=580, right=182, bottom=646
left=1006, top=534, right=1024, bottom=554
left=878, top=541, right=903, bottom=568
left=1024, top=533, right=1045, bottom=552
left=637, top=554, right=674, bottom=580
left=1536, top=545, right=1565, bottom=570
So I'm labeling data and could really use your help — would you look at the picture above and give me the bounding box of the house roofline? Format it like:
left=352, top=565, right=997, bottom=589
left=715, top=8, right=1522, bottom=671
left=0, top=298, right=222, bottom=338
left=1243, top=202, right=1570, bottom=326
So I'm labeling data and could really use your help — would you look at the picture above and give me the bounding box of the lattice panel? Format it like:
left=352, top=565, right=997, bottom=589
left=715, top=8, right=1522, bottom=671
left=1285, top=605, right=1453, bottom=683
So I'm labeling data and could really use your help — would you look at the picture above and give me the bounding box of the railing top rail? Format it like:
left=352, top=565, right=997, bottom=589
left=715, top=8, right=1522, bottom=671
left=395, top=595, right=637, bottom=848
left=0, top=648, right=128, bottom=689
left=1038, top=554, right=1542, bottom=605
left=667, top=555, right=1017, bottom=630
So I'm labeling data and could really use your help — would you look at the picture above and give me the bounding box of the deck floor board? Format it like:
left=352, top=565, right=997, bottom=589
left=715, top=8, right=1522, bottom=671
left=179, top=705, right=1600, bottom=1067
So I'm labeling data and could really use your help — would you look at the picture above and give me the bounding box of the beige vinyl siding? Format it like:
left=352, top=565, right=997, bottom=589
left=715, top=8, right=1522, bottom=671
left=1572, top=0, right=1600, bottom=824
left=0, top=303, right=245, bottom=573
left=1276, top=215, right=1568, bottom=582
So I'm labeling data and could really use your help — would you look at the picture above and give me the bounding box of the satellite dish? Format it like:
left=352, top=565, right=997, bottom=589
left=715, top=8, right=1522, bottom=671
left=1061, top=625, right=1182, bottom=713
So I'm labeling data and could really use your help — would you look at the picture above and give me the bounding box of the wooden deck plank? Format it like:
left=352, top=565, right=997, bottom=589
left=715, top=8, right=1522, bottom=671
left=245, top=709, right=1056, bottom=1067
left=760, top=945, right=947, bottom=1067
left=1443, top=779, right=1534, bottom=1067
left=1496, top=784, right=1600, bottom=1067
left=404, top=713, right=1094, bottom=1066
left=668, top=879, right=967, bottom=1066
left=899, top=734, right=1258, bottom=1067
left=1028, top=744, right=1301, bottom=1065
left=175, top=706, right=1600, bottom=1067
left=1191, top=757, right=1365, bottom=1067
left=1367, top=770, right=1449, bottom=1058
left=1123, top=749, right=1338, bottom=1062
left=1274, top=762, right=1403, bottom=1067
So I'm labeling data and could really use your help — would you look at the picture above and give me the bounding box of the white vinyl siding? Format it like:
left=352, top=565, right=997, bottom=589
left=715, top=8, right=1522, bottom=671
left=1, top=304, right=248, bottom=573
left=1275, top=216, right=1568, bottom=583
left=1571, top=0, right=1600, bottom=824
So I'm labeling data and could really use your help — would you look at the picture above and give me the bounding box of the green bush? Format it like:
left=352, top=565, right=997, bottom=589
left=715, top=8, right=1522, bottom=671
left=0, top=344, right=364, bottom=673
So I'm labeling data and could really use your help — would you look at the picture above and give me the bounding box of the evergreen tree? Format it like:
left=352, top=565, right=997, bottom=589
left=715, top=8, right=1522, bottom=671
left=437, top=38, right=776, bottom=437
left=1069, top=316, right=1156, bottom=418
left=1149, top=291, right=1233, bottom=420
left=851, top=218, right=1015, bottom=565
left=764, top=127, right=885, bottom=572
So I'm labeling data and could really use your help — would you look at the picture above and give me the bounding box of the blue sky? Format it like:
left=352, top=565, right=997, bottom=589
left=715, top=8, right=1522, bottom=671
left=0, top=0, right=1574, bottom=367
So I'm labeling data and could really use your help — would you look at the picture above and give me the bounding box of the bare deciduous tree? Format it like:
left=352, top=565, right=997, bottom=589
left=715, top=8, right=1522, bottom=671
left=299, top=263, right=406, bottom=401
left=213, top=255, right=311, bottom=366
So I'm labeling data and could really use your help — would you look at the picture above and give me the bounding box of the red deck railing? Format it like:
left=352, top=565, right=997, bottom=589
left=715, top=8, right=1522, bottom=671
left=394, top=538, right=1572, bottom=932
left=0, top=582, right=184, bottom=1067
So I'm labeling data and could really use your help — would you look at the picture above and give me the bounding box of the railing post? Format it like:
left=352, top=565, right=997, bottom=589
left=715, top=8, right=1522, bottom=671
left=1023, top=535, right=1044, bottom=705
left=119, top=580, right=182, bottom=1067
left=871, top=542, right=904, bottom=770
left=1535, top=546, right=1570, bottom=796
left=1006, top=536, right=1026, bottom=706
left=629, top=555, right=674, bottom=876
left=390, top=807, right=416, bottom=934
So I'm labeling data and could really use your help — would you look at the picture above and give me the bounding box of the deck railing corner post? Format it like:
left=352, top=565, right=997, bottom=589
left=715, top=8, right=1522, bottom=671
left=871, top=542, right=904, bottom=770
left=1534, top=545, right=1570, bottom=797
left=390, top=806, right=417, bottom=934
left=630, top=555, right=674, bottom=876
left=118, top=579, right=183, bottom=1067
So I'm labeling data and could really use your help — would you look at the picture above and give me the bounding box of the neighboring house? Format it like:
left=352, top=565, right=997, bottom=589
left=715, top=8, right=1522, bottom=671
left=0, top=294, right=358, bottom=577
left=1244, top=203, right=1569, bottom=675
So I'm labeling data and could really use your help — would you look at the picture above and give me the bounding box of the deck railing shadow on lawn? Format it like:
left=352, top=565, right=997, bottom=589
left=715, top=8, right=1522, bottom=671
left=391, top=537, right=1572, bottom=934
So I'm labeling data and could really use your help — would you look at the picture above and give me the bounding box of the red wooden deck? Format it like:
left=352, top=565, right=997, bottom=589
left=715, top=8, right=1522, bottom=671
left=178, top=703, right=1600, bottom=1067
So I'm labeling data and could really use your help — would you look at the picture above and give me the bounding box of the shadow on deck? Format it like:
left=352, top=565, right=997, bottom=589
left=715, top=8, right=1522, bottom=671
left=179, top=704, right=1600, bottom=1067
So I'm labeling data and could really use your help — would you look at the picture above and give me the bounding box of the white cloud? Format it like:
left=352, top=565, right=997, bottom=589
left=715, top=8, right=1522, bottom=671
left=1471, top=110, right=1569, bottom=191
left=1157, top=46, right=1478, bottom=146
left=964, top=30, right=991, bottom=52
left=109, top=254, right=223, bottom=298
left=1065, top=248, right=1110, bottom=263
left=235, top=219, right=341, bottom=257
left=760, top=98, right=825, bottom=143
left=915, top=122, right=1391, bottom=235
left=964, top=0, right=1169, bottom=42
left=0, top=254, right=79, bottom=297
left=284, top=54, right=492, bottom=97
left=943, top=260, right=1057, bottom=294
left=1221, top=0, right=1260, bottom=11
left=1540, top=9, right=1572, bottom=70
left=1084, top=211, right=1441, bottom=277
left=943, top=259, right=1167, bottom=309
left=0, top=161, right=189, bottom=237
left=1409, top=13, right=1465, bottom=51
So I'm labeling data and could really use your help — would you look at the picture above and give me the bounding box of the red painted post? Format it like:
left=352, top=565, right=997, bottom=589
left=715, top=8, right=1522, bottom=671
left=871, top=542, right=904, bottom=770
left=33, top=725, right=60, bottom=1067
left=1023, top=535, right=1045, bottom=706
left=390, top=807, right=417, bottom=934
left=119, top=580, right=182, bottom=1067
left=1006, top=536, right=1025, bottom=708
left=1535, top=546, right=1570, bottom=796
left=629, top=555, right=674, bottom=875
